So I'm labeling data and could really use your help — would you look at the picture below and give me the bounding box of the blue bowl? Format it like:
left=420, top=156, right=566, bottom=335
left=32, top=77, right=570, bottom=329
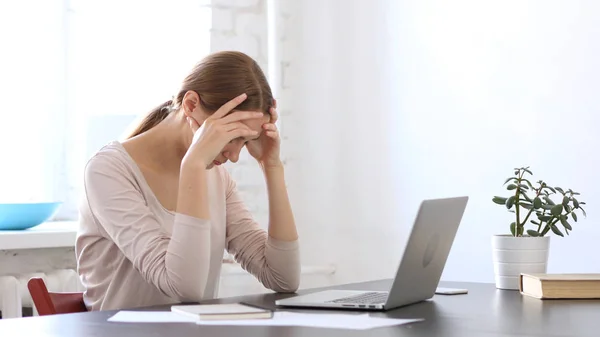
left=0, top=202, right=63, bottom=230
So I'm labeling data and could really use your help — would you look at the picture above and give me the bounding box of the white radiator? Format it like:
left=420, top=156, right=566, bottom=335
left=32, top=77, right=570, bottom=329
left=0, top=269, right=83, bottom=319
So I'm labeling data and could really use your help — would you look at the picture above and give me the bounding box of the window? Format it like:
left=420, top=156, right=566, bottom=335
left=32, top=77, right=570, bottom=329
left=0, top=0, right=67, bottom=206
left=0, top=0, right=211, bottom=220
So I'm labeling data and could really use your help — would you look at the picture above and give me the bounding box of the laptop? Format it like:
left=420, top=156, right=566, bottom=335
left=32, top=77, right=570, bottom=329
left=275, top=196, right=469, bottom=311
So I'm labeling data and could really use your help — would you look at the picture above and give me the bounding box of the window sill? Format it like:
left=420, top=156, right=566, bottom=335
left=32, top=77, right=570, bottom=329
left=0, top=221, right=78, bottom=250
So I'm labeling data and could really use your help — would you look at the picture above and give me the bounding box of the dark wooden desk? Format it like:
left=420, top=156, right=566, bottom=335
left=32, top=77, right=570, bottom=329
left=0, top=279, right=598, bottom=336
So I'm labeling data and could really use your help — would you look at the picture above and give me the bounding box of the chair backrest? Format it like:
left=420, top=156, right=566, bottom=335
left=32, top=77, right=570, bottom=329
left=27, top=277, right=87, bottom=315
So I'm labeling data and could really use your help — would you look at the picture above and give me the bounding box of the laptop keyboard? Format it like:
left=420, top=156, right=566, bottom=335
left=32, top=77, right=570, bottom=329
left=326, top=292, right=388, bottom=304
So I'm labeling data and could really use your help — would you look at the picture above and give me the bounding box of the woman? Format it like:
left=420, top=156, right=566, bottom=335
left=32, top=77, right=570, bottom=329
left=75, top=51, right=300, bottom=311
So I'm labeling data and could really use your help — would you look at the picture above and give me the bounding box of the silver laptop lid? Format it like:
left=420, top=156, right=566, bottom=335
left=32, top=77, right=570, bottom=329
left=384, top=196, right=468, bottom=309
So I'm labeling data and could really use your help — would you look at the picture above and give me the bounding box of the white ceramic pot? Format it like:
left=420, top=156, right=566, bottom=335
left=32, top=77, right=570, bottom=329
left=491, top=235, right=550, bottom=290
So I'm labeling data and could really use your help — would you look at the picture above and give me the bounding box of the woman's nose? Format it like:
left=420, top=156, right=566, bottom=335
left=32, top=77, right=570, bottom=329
left=227, top=152, right=239, bottom=163
left=224, top=147, right=242, bottom=163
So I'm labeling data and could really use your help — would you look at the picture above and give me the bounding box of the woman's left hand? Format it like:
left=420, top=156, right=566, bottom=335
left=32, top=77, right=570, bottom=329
left=246, top=100, right=283, bottom=168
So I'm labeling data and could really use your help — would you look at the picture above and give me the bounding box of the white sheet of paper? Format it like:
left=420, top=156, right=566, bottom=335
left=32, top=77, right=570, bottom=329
left=107, top=310, right=423, bottom=330
left=108, top=311, right=197, bottom=323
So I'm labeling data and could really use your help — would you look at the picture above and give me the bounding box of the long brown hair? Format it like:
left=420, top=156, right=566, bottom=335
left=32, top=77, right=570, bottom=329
left=126, top=51, right=273, bottom=139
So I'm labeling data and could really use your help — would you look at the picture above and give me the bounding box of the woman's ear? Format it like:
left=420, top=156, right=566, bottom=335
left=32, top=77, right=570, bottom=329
left=182, top=90, right=200, bottom=118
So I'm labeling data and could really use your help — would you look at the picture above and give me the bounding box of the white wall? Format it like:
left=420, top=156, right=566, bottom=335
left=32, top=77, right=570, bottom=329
left=279, top=0, right=407, bottom=285
left=391, top=0, right=600, bottom=282
left=278, top=0, right=600, bottom=286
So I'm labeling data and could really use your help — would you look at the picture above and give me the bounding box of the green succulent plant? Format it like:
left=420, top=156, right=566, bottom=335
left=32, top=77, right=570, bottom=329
left=492, top=166, right=587, bottom=237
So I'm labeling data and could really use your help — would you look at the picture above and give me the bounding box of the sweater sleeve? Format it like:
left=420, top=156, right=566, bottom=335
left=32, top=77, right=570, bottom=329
left=83, top=154, right=211, bottom=301
left=223, top=169, right=300, bottom=293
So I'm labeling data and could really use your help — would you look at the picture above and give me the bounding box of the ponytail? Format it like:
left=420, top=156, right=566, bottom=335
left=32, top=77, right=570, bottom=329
left=125, top=100, right=173, bottom=139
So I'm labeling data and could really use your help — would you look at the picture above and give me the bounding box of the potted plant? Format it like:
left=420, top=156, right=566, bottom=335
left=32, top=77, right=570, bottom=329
left=491, top=166, right=587, bottom=290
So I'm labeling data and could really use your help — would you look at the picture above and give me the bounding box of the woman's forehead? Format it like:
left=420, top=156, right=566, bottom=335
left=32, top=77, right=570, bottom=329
left=240, top=112, right=269, bottom=130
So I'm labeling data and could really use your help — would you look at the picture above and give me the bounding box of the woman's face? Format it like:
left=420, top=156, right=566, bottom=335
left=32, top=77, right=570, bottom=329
left=182, top=91, right=269, bottom=168
left=205, top=111, right=268, bottom=169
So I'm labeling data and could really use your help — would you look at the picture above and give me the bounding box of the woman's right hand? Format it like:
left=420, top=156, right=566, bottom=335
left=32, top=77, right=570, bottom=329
left=182, top=93, right=262, bottom=168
